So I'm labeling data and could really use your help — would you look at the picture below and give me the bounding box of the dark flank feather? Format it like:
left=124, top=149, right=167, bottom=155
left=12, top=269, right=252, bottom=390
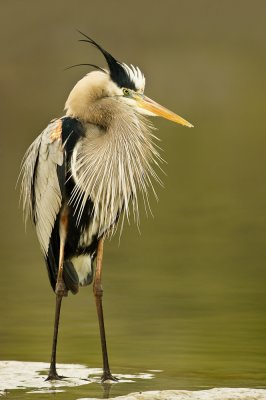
left=44, top=117, right=96, bottom=294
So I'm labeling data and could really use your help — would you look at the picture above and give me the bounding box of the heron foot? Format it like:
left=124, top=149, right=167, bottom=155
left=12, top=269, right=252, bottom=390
left=101, top=371, right=119, bottom=382
left=45, top=372, right=65, bottom=381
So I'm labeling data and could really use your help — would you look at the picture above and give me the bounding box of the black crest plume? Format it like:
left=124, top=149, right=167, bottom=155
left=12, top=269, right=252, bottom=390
left=77, top=31, right=137, bottom=91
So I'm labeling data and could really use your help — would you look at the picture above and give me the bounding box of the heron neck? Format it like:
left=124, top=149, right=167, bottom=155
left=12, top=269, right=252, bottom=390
left=70, top=104, right=163, bottom=236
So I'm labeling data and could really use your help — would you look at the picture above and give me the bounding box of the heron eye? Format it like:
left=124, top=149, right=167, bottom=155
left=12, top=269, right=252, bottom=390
left=122, top=88, right=130, bottom=96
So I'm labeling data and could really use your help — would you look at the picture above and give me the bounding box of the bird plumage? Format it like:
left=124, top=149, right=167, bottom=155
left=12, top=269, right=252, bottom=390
left=65, top=71, right=163, bottom=230
left=20, top=70, right=162, bottom=293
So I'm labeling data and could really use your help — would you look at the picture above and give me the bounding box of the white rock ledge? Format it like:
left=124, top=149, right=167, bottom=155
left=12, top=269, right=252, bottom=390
left=80, top=388, right=266, bottom=400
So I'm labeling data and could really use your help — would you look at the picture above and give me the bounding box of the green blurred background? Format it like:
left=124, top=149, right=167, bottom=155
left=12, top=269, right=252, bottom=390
left=0, top=0, right=266, bottom=398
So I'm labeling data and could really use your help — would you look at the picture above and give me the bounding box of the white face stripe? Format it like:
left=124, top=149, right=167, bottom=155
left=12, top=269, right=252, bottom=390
left=120, top=63, right=146, bottom=92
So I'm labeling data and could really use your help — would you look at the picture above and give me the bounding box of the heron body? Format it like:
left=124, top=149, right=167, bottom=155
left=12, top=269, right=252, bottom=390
left=20, top=34, right=193, bottom=382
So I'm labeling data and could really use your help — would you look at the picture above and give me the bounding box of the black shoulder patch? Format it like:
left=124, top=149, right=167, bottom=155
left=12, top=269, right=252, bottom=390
left=61, top=116, right=85, bottom=158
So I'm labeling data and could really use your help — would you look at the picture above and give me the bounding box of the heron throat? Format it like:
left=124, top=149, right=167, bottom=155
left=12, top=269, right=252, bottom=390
left=69, top=108, right=163, bottom=237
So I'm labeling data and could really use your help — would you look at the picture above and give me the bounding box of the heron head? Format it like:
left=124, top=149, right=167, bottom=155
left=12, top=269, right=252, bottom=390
left=66, top=32, right=193, bottom=128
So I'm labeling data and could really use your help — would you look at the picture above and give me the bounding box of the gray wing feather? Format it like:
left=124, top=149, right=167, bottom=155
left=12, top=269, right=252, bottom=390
left=20, top=119, right=64, bottom=255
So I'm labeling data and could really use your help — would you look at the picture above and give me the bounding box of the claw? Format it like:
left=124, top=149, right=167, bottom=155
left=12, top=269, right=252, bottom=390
left=101, top=371, right=119, bottom=382
left=45, top=371, right=65, bottom=381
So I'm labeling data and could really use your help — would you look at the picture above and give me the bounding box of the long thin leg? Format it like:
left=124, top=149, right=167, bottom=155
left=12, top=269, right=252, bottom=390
left=93, top=238, right=117, bottom=382
left=46, top=212, right=68, bottom=381
left=46, top=293, right=64, bottom=380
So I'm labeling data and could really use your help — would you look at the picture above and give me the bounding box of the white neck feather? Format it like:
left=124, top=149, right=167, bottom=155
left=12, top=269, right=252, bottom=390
left=69, top=104, right=163, bottom=237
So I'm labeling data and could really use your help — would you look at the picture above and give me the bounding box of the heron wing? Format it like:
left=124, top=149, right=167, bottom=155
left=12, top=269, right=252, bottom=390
left=20, top=119, right=64, bottom=255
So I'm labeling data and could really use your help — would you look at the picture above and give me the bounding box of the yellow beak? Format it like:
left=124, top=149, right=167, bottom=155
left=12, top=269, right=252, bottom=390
left=135, top=93, right=194, bottom=128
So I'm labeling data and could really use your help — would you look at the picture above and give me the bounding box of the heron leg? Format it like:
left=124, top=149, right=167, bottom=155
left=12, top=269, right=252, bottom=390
left=46, top=212, right=68, bottom=381
left=93, top=238, right=118, bottom=382
left=46, top=292, right=64, bottom=380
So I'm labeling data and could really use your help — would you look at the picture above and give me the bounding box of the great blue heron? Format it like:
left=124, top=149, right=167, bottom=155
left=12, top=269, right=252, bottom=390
left=20, top=33, right=193, bottom=382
